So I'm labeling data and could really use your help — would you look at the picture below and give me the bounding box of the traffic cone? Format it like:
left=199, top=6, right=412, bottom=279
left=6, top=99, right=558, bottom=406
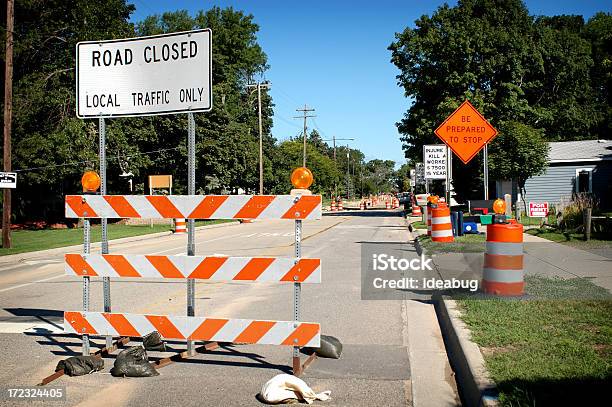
left=482, top=221, right=524, bottom=296
left=174, top=218, right=186, bottom=233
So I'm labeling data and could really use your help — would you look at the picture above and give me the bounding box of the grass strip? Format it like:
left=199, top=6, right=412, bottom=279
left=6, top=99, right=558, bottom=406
left=0, top=220, right=233, bottom=256
left=457, top=276, right=612, bottom=406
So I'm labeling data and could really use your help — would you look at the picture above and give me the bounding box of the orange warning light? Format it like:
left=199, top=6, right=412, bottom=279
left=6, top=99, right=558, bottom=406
left=81, top=171, right=101, bottom=193
left=428, top=195, right=439, bottom=204
left=493, top=198, right=506, bottom=215
left=290, top=167, right=313, bottom=189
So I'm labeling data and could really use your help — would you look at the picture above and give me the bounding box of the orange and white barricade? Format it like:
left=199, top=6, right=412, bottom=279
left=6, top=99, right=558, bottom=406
left=359, top=201, right=365, bottom=210
left=174, top=218, right=187, bottom=233
left=385, top=201, right=390, bottom=209
left=337, top=199, right=343, bottom=211
left=64, top=193, right=323, bottom=375
left=331, top=199, right=337, bottom=211
left=431, top=204, right=454, bottom=242
left=482, top=221, right=524, bottom=296
left=411, top=205, right=422, bottom=216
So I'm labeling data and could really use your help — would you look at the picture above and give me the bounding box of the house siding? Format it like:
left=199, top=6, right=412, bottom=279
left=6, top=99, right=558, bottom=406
left=523, top=161, right=612, bottom=209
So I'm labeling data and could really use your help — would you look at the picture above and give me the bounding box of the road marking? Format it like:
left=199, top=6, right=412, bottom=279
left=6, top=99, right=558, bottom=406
left=0, top=274, right=65, bottom=293
left=0, top=320, right=64, bottom=334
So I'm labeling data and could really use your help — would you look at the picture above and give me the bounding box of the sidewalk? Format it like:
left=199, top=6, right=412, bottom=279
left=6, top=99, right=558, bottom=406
left=522, top=233, right=612, bottom=292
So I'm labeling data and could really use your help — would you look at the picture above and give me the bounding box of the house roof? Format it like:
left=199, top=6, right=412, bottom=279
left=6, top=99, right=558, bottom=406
left=548, top=139, right=612, bottom=163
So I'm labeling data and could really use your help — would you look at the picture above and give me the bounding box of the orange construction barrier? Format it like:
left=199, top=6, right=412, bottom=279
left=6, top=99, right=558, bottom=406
left=359, top=201, right=365, bottom=210
left=337, top=199, right=343, bottom=211
left=174, top=218, right=187, bottom=233
left=331, top=199, right=337, bottom=212
left=385, top=201, right=390, bottom=209
left=411, top=205, right=422, bottom=216
left=482, top=222, right=524, bottom=296
left=431, top=205, right=454, bottom=242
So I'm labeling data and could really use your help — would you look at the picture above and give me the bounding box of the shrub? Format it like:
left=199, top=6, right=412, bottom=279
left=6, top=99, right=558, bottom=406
left=557, top=193, right=599, bottom=231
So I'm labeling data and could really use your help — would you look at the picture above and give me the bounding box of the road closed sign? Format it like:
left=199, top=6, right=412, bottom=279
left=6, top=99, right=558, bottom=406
left=529, top=202, right=549, bottom=217
left=423, top=145, right=447, bottom=179
left=76, top=29, right=212, bottom=118
left=434, top=100, right=497, bottom=164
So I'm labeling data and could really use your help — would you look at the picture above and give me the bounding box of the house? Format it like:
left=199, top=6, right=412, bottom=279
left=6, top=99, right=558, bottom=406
left=496, top=140, right=612, bottom=210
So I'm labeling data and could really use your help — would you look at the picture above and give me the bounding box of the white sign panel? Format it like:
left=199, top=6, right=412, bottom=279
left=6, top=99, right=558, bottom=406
left=423, top=145, right=447, bottom=179
left=0, top=172, right=17, bottom=188
left=76, top=29, right=212, bottom=118
left=529, top=202, right=549, bottom=218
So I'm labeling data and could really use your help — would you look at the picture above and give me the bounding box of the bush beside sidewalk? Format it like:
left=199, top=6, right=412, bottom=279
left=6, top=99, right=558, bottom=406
left=407, top=215, right=612, bottom=406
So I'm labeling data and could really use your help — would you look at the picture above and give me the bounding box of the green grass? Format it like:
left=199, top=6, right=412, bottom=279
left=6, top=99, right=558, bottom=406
left=419, top=233, right=485, bottom=253
left=411, top=220, right=427, bottom=229
left=0, top=220, right=233, bottom=256
left=457, top=276, right=612, bottom=406
left=526, top=228, right=612, bottom=249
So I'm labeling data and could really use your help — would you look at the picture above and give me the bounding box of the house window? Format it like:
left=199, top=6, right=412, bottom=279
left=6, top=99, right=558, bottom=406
left=575, top=168, right=593, bottom=193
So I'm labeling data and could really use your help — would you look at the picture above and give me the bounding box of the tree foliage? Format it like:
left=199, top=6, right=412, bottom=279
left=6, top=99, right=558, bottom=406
left=389, top=0, right=611, bottom=201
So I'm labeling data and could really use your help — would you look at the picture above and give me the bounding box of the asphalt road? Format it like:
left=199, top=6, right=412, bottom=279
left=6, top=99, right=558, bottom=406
left=0, top=210, right=450, bottom=406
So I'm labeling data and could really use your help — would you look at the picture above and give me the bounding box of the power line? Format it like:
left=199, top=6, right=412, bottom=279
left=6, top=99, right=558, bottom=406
left=14, top=147, right=181, bottom=173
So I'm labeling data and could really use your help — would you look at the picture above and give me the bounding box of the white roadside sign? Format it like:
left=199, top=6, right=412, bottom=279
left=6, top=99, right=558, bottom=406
left=423, top=145, right=447, bottom=179
left=0, top=172, right=17, bottom=188
left=76, top=29, right=212, bottom=118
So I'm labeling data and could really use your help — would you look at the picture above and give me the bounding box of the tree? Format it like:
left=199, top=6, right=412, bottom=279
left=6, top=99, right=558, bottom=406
left=389, top=0, right=609, bottom=201
left=488, top=121, right=549, bottom=210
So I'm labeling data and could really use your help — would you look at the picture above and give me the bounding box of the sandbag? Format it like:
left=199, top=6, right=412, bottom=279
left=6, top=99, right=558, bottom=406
left=305, top=335, right=342, bottom=359
left=110, top=346, right=159, bottom=377
left=56, top=356, right=104, bottom=376
left=260, top=374, right=331, bottom=404
left=143, top=331, right=166, bottom=352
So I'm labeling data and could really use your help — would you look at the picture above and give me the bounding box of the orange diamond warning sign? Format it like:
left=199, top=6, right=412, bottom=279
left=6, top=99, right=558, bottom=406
left=434, top=100, right=498, bottom=164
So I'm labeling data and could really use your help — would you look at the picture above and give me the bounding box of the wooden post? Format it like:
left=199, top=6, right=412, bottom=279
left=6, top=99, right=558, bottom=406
left=584, top=208, right=592, bottom=241
left=2, top=0, right=15, bottom=248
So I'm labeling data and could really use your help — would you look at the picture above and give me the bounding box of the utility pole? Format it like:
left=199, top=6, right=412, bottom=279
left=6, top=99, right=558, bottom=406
left=2, top=0, right=14, bottom=248
left=323, top=137, right=354, bottom=199
left=246, top=81, right=270, bottom=195
left=323, top=136, right=354, bottom=164
left=346, top=146, right=350, bottom=200
left=294, top=105, right=315, bottom=167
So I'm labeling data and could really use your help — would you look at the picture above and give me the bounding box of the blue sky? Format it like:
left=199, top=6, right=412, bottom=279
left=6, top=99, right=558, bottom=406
left=130, top=0, right=610, bottom=167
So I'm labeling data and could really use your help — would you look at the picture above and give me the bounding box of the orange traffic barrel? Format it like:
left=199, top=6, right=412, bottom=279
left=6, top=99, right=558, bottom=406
left=412, top=205, right=422, bottom=216
left=359, top=201, right=365, bottom=210
left=331, top=199, right=337, bottom=212
left=385, top=201, right=390, bottom=209
left=482, top=222, right=524, bottom=296
left=337, top=199, right=343, bottom=211
left=174, top=218, right=187, bottom=233
left=431, top=206, right=454, bottom=242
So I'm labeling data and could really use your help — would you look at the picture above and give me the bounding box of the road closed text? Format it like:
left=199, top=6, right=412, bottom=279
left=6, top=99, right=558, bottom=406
left=77, top=30, right=212, bottom=117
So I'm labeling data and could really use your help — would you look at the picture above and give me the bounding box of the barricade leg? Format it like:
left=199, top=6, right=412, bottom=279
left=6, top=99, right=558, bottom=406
left=293, top=219, right=302, bottom=374
left=82, top=219, right=90, bottom=356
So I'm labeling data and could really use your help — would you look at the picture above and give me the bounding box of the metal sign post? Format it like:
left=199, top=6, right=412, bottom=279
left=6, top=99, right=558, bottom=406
left=99, top=117, right=112, bottom=349
left=82, top=219, right=91, bottom=356
left=293, top=218, right=302, bottom=373
left=483, top=144, right=489, bottom=200
left=187, top=112, right=196, bottom=355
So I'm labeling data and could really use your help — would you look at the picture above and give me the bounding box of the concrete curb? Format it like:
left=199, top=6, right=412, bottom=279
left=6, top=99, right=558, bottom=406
left=434, top=298, right=499, bottom=407
left=407, top=217, right=499, bottom=407
left=0, top=220, right=241, bottom=264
